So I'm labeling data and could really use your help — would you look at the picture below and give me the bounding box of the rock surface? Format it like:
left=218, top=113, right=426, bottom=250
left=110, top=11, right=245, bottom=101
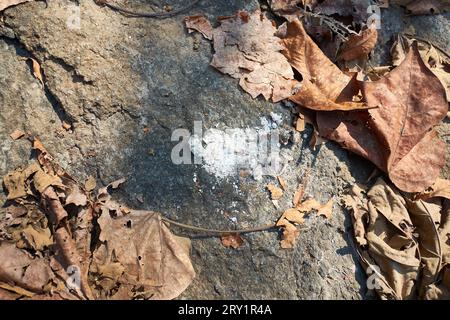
left=0, top=0, right=448, bottom=299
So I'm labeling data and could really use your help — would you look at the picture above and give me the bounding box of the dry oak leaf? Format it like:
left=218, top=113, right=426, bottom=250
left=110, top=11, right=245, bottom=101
left=184, top=15, right=213, bottom=40
left=281, top=208, right=305, bottom=224
left=0, top=0, right=33, bottom=11
left=317, top=44, right=447, bottom=192
left=91, top=210, right=195, bottom=300
left=3, top=163, right=40, bottom=200
left=267, top=183, right=283, bottom=200
left=338, top=25, right=378, bottom=61
left=280, top=19, right=368, bottom=111
left=211, top=10, right=299, bottom=102
left=221, top=233, right=244, bottom=249
left=276, top=218, right=300, bottom=249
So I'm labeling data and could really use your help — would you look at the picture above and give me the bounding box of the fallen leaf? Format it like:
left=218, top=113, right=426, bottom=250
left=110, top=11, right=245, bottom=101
left=277, top=176, right=287, bottom=190
left=184, top=15, right=213, bottom=40
left=277, top=218, right=300, bottom=249
left=92, top=210, right=195, bottom=300
left=280, top=19, right=369, bottom=111
left=416, top=178, right=450, bottom=200
left=297, top=198, right=321, bottom=212
left=29, top=58, right=44, bottom=86
left=84, top=175, right=96, bottom=192
left=401, top=0, right=450, bottom=15
left=338, top=25, right=378, bottom=61
left=317, top=43, right=448, bottom=192
left=211, top=10, right=299, bottom=102
left=295, top=115, right=305, bottom=132
left=314, top=0, right=371, bottom=22
left=2, top=163, right=40, bottom=200
left=17, top=225, right=53, bottom=251
left=292, top=183, right=304, bottom=206
left=9, top=129, right=25, bottom=140
left=221, top=233, right=244, bottom=249
left=282, top=208, right=305, bottom=224
left=267, top=183, right=283, bottom=200
left=0, top=0, right=33, bottom=11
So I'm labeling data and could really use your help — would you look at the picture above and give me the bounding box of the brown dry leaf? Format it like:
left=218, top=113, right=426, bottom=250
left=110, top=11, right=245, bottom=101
left=416, top=178, right=450, bottom=200
left=65, top=182, right=88, bottom=207
left=317, top=44, right=447, bottom=192
left=349, top=178, right=450, bottom=299
left=282, top=208, right=305, bottom=224
left=317, top=199, right=333, bottom=219
left=2, top=163, right=40, bottom=200
left=91, top=210, right=195, bottom=300
left=84, top=175, right=96, bottom=192
left=297, top=198, right=321, bottom=212
left=29, top=58, right=44, bottom=87
left=0, top=0, right=33, bottom=11
left=276, top=218, right=300, bottom=249
left=267, top=183, right=283, bottom=200
left=277, top=176, right=287, bottom=190
left=211, top=10, right=299, bottom=102
left=0, top=242, right=54, bottom=294
left=18, top=225, right=53, bottom=251
left=184, top=15, right=213, bottom=40
left=280, top=19, right=368, bottom=111
left=221, top=233, right=244, bottom=249
left=295, top=115, right=305, bottom=132
left=9, top=129, right=25, bottom=140
left=314, top=0, right=371, bottom=22
left=399, top=0, right=450, bottom=15
left=338, top=25, right=378, bottom=61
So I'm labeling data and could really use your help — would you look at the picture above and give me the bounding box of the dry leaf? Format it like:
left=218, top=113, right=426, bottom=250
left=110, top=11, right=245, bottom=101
left=348, top=178, right=450, bottom=299
left=184, top=15, right=213, bottom=40
left=221, top=233, right=244, bottom=249
left=295, top=115, right=305, bottom=132
left=401, top=0, right=450, bottom=15
left=29, top=58, right=44, bottom=87
left=277, top=176, right=287, bottom=190
left=0, top=0, right=33, bottom=11
left=92, top=210, right=195, bottom=300
left=317, top=44, right=447, bottom=192
left=297, top=198, right=321, bottom=212
left=3, top=163, right=40, bottom=200
left=276, top=218, right=301, bottom=249
left=267, top=183, right=283, bottom=200
left=338, top=25, right=378, bottom=61
left=280, top=19, right=369, bottom=111
left=211, top=10, right=299, bottom=102
left=416, top=178, right=450, bottom=200
left=9, top=129, right=25, bottom=140
left=317, top=199, right=333, bottom=219
left=18, top=225, right=53, bottom=251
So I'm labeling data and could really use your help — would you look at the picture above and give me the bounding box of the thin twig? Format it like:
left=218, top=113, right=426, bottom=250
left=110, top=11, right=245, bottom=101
left=96, top=0, right=201, bottom=19
left=161, top=216, right=276, bottom=234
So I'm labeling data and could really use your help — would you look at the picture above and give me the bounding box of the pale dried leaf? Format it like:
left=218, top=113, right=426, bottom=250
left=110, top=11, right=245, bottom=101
left=184, top=15, right=213, bottom=40
left=221, top=233, right=244, bottom=249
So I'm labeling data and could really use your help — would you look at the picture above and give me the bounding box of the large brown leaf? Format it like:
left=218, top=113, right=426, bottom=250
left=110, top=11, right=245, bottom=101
left=280, top=19, right=368, bottom=111
left=318, top=44, right=447, bottom=192
left=0, top=0, right=34, bottom=11
left=210, top=10, right=299, bottom=102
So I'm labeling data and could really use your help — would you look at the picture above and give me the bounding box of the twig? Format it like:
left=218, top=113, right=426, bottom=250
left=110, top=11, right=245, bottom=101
left=161, top=216, right=276, bottom=234
left=95, top=0, right=201, bottom=19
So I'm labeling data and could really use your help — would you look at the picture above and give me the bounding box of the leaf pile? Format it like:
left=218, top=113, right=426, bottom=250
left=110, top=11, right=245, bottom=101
left=185, top=6, right=449, bottom=193
left=0, top=139, right=195, bottom=300
left=344, top=179, right=450, bottom=299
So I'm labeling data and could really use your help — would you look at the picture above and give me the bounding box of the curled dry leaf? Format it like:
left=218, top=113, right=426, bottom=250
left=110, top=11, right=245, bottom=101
left=221, top=233, right=244, bottom=249
left=276, top=218, right=301, bottom=249
left=2, top=163, right=40, bottom=200
left=267, top=183, right=283, bottom=200
left=416, top=178, right=450, bottom=201
left=317, top=44, right=448, bottom=192
left=30, top=58, right=44, bottom=87
left=317, top=199, right=333, bottom=219
left=184, top=15, right=213, bottom=40
left=0, top=0, right=34, bottom=11
left=338, top=25, right=378, bottom=61
left=210, top=10, right=299, bottom=102
left=280, top=19, right=368, bottom=111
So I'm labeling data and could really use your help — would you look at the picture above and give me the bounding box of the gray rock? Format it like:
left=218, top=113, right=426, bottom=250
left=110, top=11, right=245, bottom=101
left=0, top=0, right=448, bottom=299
